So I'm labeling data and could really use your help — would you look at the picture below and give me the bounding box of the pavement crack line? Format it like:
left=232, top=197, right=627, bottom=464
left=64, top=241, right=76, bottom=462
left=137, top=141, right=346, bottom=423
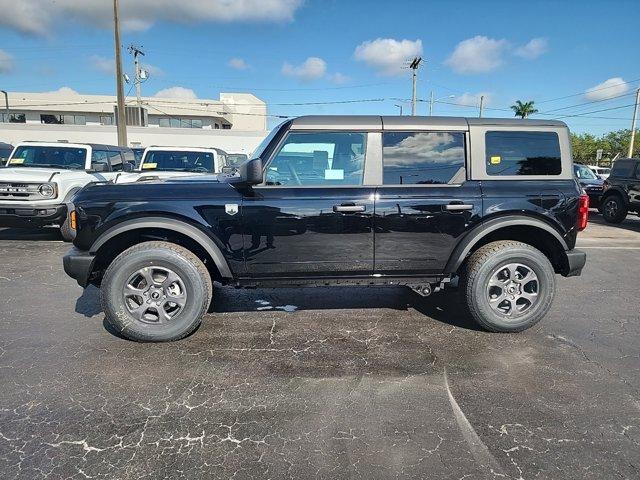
left=443, top=367, right=507, bottom=478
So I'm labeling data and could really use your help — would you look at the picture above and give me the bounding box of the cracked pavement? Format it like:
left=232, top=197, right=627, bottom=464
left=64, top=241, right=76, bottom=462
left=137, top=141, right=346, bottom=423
left=1, top=213, right=639, bottom=479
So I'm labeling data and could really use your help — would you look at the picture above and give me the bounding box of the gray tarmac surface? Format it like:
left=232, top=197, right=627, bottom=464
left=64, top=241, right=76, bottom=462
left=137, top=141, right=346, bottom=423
left=1, top=213, right=639, bottom=479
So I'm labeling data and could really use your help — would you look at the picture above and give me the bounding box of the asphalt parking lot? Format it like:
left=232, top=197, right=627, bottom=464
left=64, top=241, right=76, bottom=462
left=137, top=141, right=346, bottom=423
left=1, top=213, right=639, bottom=480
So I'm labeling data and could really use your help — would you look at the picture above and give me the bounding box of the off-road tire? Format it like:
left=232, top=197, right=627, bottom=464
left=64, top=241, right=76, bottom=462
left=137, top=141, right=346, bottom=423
left=602, top=194, right=627, bottom=224
left=60, top=218, right=74, bottom=242
left=101, top=241, right=212, bottom=342
left=461, top=240, right=556, bottom=333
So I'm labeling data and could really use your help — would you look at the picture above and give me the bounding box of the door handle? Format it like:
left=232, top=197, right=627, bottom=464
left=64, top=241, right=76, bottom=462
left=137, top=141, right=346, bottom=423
left=444, top=203, right=473, bottom=212
left=334, top=204, right=366, bottom=213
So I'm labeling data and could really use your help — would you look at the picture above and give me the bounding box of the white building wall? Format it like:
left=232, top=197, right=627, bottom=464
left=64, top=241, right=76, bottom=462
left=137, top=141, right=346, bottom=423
left=0, top=123, right=267, bottom=154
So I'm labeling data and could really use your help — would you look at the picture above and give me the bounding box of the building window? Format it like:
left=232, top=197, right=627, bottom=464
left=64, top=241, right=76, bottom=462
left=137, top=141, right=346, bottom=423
left=0, top=113, right=26, bottom=123
left=40, top=114, right=86, bottom=125
left=158, top=117, right=204, bottom=129
left=222, top=124, right=231, bottom=130
left=41, top=114, right=63, bottom=124
left=100, top=115, right=113, bottom=125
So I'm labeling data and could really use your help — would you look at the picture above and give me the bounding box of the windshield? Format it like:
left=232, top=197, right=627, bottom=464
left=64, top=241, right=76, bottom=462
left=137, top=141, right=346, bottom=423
left=574, top=164, right=598, bottom=179
left=7, top=145, right=88, bottom=169
left=132, top=148, right=145, bottom=167
left=225, top=153, right=248, bottom=168
left=142, top=150, right=215, bottom=173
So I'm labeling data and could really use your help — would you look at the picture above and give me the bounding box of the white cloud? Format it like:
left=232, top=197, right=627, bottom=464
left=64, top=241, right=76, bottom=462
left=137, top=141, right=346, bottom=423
left=0, top=0, right=303, bottom=36
left=585, top=77, right=629, bottom=101
left=228, top=58, right=249, bottom=70
left=453, top=92, right=491, bottom=107
left=46, top=87, right=80, bottom=95
left=0, top=49, right=13, bottom=73
left=328, top=73, right=349, bottom=85
left=445, top=36, right=508, bottom=74
left=154, top=86, right=198, bottom=99
left=89, top=55, right=115, bottom=75
left=354, top=38, right=423, bottom=76
left=282, top=57, right=327, bottom=83
left=515, top=38, right=548, bottom=59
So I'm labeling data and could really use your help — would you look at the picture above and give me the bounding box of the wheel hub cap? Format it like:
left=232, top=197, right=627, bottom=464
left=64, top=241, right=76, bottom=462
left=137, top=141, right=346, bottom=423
left=123, top=266, right=187, bottom=324
left=486, top=263, right=539, bottom=318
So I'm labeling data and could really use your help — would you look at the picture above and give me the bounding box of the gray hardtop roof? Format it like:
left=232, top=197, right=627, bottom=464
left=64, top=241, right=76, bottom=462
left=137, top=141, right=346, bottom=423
left=289, top=115, right=567, bottom=130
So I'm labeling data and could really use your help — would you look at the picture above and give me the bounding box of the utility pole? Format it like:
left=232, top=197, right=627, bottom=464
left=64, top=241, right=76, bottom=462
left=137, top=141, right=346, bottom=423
left=429, top=91, right=434, bottom=116
left=0, top=90, right=8, bottom=117
left=113, top=0, right=127, bottom=146
left=628, top=88, right=640, bottom=158
left=409, top=57, right=422, bottom=116
left=128, top=44, right=146, bottom=126
left=479, top=95, right=484, bottom=118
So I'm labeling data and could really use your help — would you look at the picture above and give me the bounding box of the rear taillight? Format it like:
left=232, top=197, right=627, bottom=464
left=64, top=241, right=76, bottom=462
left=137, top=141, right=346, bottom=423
left=577, top=194, right=589, bottom=231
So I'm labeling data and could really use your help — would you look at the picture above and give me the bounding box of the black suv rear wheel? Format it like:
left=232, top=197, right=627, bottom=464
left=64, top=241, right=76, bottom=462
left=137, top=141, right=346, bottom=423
left=100, top=241, right=212, bottom=342
left=461, top=241, right=556, bottom=332
left=602, top=194, right=627, bottom=224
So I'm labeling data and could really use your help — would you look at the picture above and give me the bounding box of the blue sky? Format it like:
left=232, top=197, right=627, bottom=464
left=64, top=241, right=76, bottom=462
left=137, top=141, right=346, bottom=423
left=0, top=0, right=638, bottom=134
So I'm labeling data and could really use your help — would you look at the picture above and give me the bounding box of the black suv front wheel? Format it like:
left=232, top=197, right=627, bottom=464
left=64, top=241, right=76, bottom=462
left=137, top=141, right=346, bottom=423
left=602, top=194, right=627, bottom=224
left=461, top=241, right=556, bottom=332
left=101, top=241, right=212, bottom=342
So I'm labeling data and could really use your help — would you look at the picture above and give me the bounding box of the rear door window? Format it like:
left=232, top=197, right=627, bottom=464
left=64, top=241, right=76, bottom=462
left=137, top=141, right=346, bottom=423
left=485, top=131, right=561, bottom=176
left=382, top=131, right=465, bottom=185
left=610, top=159, right=636, bottom=178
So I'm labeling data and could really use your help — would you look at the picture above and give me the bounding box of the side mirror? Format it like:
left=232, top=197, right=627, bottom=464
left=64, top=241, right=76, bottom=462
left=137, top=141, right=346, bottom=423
left=123, top=162, right=135, bottom=173
left=88, top=163, right=109, bottom=173
left=239, top=157, right=263, bottom=185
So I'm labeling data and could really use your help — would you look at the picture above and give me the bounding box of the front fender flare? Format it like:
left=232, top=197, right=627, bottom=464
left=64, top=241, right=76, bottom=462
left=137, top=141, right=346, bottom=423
left=444, top=215, right=569, bottom=274
left=89, top=217, right=233, bottom=279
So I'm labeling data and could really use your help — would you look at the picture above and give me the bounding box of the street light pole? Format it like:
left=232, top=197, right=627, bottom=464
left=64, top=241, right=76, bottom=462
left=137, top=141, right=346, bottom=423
left=628, top=88, right=640, bottom=158
left=113, top=0, right=128, bottom=146
left=429, top=90, right=434, bottom=116
left=479, top=95, right=485, bottom=118
left=394, top=104, right=403, bottom=116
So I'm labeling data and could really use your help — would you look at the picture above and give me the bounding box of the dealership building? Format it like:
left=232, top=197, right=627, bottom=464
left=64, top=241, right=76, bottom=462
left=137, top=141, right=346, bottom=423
left=0, top=90, right=268, bottom=154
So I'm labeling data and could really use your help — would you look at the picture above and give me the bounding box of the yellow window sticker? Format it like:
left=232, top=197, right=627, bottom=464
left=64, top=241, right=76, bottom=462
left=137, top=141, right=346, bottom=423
left=9, top=158, right=25, bottom=164
left=142, top=163, right=157, bottom=169
left=490, top=156, right=501, bottom=165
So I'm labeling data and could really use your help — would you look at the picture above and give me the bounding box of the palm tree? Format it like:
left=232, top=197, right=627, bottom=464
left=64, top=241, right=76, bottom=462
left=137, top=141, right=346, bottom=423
left=510, top=100, right=538, bottom=119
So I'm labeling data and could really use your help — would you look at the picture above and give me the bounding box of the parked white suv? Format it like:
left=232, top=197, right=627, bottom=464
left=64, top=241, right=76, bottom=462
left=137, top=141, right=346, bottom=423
left=588, top=165, right=610, bottom=179
left=120, top=146, right=225, bottom=183
left=0, top=141, right=135, bottom=240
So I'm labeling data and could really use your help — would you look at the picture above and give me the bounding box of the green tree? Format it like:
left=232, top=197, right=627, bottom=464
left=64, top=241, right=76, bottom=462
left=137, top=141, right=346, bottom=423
left=510, top=100, right=539, bottom=119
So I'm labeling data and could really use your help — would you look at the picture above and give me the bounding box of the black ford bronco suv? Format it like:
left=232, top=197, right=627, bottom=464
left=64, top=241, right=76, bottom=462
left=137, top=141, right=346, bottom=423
left=63, top=116, right=588, bottom=342
left=600, top=157, right=640, bottom=224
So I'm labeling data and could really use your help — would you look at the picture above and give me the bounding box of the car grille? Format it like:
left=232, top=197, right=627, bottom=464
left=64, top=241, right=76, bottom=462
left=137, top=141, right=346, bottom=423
left=0, top=182, right=44, bottom=201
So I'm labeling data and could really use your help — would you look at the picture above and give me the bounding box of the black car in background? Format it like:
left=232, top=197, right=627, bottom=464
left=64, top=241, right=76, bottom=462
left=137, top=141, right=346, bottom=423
left=0, top=142, right=13, bottom=166
left=601, top=158, right=640, bottom=223
left=574, top=163, right=604, bottom=209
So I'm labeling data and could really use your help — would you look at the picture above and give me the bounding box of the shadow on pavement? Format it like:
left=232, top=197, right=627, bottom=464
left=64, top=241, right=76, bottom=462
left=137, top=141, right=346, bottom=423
left=0, top=227, right=63, bottom=241
left=589, top=211, right=640, bottom=234
left=76, top=283, right=481, bottom=336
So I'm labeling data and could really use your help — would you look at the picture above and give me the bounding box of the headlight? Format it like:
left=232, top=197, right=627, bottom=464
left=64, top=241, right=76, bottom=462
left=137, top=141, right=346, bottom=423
left=38, top=183, right=56, bottom=198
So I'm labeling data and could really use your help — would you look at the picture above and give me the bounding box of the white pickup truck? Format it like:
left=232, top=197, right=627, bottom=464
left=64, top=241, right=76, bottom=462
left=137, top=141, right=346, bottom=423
left=0, top=141, right=135, bottom=240
left=121, top=146, right=227, bottom=183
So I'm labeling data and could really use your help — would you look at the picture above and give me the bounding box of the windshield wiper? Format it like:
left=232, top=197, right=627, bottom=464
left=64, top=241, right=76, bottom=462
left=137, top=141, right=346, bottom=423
left=15, top=164, right=76, bottom=169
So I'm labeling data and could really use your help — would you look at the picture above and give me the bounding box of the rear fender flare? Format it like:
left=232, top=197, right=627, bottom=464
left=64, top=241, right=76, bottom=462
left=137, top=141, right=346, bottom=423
left=444, top=215, right=569, bottom=274
left=601, top=186, right=629, bottom=206
left=89, top=217, right=233, bottom=279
